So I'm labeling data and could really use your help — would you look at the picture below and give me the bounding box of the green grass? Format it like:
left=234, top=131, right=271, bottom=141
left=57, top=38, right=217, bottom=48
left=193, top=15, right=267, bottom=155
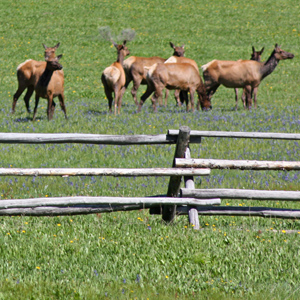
left=0, top=0, right=300, bottom=299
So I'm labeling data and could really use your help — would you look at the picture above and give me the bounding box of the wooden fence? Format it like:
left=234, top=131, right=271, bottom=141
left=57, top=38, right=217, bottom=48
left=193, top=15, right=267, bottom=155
left=172, top=129, right=300, bottom=221
left=0, top=127, right=219, bottom=228
left=1, top=127, right=300, bottom=228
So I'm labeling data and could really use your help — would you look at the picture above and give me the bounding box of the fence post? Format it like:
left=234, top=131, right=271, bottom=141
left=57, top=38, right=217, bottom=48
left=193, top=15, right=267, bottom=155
left=162, top=126, right=190, bottom=223
left=184, top=147, right=200, bottom=230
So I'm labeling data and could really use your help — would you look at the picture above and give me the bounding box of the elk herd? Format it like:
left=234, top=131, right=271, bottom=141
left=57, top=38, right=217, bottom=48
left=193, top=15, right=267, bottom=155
left=11, top=41, right=294, bottom=120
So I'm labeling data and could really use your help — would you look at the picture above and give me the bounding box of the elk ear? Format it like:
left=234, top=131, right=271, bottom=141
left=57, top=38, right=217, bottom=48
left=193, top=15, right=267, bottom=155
left=112, top=41, right=118, bottom=48
left=260, top=47, right=264, bottom=54
left=54, top=42, right=60, bottom=49
left=252, top=46, right=255, bottom=53
left=42, top=44, right=48, bottom=49
left=275, top=43, right=278, bottom=48
left=56, top=54, right=63, bottom=60
left=123, top=40, right=127, bottom=46
left=170, top=42, right=175, bottom=49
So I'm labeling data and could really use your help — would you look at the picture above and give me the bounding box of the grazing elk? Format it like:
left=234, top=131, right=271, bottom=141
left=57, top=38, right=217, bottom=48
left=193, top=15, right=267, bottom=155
left=32, top=55, right=67, bottom=121
left=234, top=46, right=264, bottom=110
left=202, top=44, right=294, bottom=109
left=12, top=43, right=61, bottom=114
left=101, top=40, right=130, bottom=115
left=123, top=42, right=185, bottom=106
left=138, top=63, right=211, bottom=112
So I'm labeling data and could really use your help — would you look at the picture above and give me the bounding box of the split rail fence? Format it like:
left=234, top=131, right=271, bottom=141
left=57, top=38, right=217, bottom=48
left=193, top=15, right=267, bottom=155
left=1, top=127, right=300, bottom=229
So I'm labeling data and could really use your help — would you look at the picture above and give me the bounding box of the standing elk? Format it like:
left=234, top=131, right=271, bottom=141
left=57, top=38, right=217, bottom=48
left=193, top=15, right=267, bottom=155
left=123, top=42, right=185, bottom=106
left=202, top=44, right=294, bottom=109
left=32, top=55, right=67, bottom=121
left=12, top=43, right=61, bottom=114
left=234, top=46, right=264, bottom=110
left=138, top=63, right=211, bottom=112
left=165, top=42, right=200, bottom=107
left=101, top=40, right=130, bottom=115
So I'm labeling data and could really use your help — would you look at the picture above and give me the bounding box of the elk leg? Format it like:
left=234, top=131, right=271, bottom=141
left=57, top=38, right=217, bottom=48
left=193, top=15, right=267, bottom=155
left=179, top=91, right=189, bottom=110
left=151, top=86, right=164, bottom=112
left=33, top=95, right=40, bottom=121
left=234, top=88, right=239, bottom=110
left=23, top=85, right=34, bottom=113
left=105, top=87, right=113, bottom=113
left=116, top=86, right=126, bottom=115
left=102, top=75, right=113, bottom=113
left=164, top=88, right=169, bottom=107
left=241, top=89, right=246, bottom=109
left=189, top=90, right=196, bottom=112
left=138, top=84, right=154, bottom=112
left=174, top=89, right=181, bottom=106
left=206, top=83, right=220, bottom=101
left=58, top=94, right=68, bottom=119
left=47, top=96, right=55, bottom=120
left=253, top=87, right=258, bottom=109
left=12, top=84, right=27, bottom=113
left=244, top=86, right=252, bottom=110
left=131, top=77, right=142, bottom=106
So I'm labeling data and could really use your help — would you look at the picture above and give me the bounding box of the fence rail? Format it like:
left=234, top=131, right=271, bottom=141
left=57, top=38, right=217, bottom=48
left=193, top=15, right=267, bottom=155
left=168, top=130, right=300, bottom=140
left=176, top=158, right=300, bottom=171
left=0, top=167, right=210, bottom=177
left=0, top=132, right=202, bottom=145
left=181, top=188, right=300, bottom=201
left=0, top=196, right=221, bottom=216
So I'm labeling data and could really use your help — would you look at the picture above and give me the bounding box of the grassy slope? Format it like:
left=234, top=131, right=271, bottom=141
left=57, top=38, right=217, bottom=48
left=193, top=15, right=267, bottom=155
left=0, top=0, right=300, bottom=299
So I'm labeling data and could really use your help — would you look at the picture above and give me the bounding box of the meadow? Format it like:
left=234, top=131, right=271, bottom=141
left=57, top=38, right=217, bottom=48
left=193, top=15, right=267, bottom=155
left=0, top=0, right=300, bottom=299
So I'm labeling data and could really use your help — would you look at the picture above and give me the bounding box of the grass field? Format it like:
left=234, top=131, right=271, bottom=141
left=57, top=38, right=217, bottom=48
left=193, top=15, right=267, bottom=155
left=1, top=0, right=300, bottom=299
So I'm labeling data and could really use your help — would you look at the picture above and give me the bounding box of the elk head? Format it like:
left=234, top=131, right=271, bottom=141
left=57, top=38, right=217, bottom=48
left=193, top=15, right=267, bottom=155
left=251, top=46, right=264, bottom=61
left=274, top=44, right=294, bottom=60
left=43, top=42, right=61, bottom=60
left=46, top=55, right=63, bottom=71
left=170, top=42, right=185, bottom=57
left=113, top=40, right=130, bottom=59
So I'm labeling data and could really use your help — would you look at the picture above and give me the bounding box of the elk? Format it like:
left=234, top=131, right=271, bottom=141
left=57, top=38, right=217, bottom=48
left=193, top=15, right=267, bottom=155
left=123, top=42, right=185, bottom=106
left=32, top=55, right=67, bottom=121
left=101, top=40, right=130, bottom=115
left=234, top=46, right=264, bottom=110
left=165, top=42, right=199, bottom=106
left=202, top=44, right=294, bottom=109
left=138, top=63, right=211, bottom=112
left=12, top=43, right=61, bottom=114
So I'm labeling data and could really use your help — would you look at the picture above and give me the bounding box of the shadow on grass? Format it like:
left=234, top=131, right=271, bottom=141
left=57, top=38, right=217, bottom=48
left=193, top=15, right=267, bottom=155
left=85, top=109, right=107, bottom=116
left=13, top=117, right=32, bottom=123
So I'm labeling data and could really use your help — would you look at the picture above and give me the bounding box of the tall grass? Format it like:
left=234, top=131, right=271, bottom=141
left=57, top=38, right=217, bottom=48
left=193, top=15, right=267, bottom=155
left=0, top=0, right=300, bottom=298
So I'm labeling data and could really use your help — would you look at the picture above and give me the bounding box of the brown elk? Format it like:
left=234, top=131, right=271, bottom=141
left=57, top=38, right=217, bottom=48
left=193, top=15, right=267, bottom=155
left=234, top=46, right=264, bottom=110
left=101, top=40, right=130, bottom=115
left=123, top=42, right=185, bottom=106
left=32, top=55, right=67, bottom=121
left=138, top=63, right=211, bottom=112
left=165, top=43, right=200, bottom=107
left=202, top=44, right=294, bottom=109
left=12, top=43, right=61, bottom=114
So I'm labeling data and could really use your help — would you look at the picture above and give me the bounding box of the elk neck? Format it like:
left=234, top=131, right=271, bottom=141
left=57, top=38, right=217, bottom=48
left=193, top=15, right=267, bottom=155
left=260, top=49, right=279, bottom=80
left=116, top=52, right=126, bottom=66
left=38, top=67, right=55, bottom=87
